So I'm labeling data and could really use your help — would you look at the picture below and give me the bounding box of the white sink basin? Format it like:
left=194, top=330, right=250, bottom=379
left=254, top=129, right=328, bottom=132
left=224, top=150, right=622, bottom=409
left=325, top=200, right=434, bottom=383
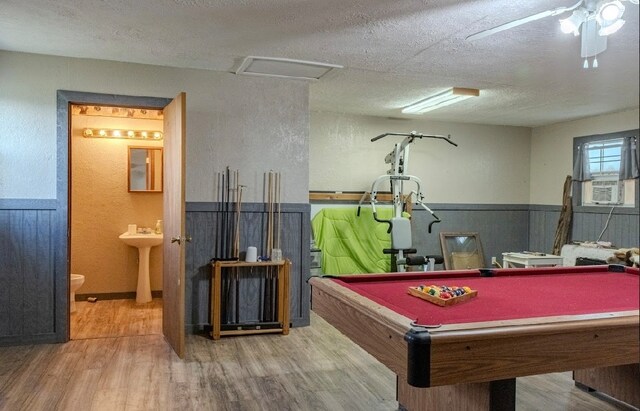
left=119, top=232, right=163, bottom=303
left=119, top=232, right=163, bottom=248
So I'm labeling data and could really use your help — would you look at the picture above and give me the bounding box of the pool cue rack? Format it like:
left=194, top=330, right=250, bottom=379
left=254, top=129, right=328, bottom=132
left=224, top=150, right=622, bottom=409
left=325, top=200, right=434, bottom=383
left=210, top=259, right=290, bottom=340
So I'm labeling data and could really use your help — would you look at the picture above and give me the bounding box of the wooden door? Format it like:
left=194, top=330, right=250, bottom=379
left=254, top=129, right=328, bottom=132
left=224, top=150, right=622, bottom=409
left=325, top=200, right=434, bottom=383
left=162, top=92, right=186, bottom=358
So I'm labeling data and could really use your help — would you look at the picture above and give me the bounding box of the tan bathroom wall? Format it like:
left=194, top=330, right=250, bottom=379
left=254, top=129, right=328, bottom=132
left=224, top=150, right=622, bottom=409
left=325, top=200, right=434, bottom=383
left=71, top=113, right=163, bottom=295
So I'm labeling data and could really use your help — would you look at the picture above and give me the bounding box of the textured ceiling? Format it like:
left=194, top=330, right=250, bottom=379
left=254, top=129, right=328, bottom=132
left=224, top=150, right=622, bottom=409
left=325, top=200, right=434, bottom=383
left=1, top=0, right=638, bottom=127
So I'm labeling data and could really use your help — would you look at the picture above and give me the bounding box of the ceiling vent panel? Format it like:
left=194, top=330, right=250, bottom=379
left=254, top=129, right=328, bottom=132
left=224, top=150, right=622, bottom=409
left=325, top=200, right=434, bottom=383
left=235, top=56, right=342, bottom=81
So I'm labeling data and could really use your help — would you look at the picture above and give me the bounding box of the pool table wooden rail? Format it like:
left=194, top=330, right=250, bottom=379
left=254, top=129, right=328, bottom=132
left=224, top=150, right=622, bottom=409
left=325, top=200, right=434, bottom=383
left=309, top=276, right=640, bottom=388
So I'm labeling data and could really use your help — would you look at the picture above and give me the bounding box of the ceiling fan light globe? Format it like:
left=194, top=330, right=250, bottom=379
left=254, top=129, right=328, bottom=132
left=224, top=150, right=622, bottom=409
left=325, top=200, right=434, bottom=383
left=597, top=1, right=625, bottom=22
left=598, top=18, right=625, bottom=35
left=560, top=8, right=588, bottom=35
left=560, top=19, right=581, bottom=35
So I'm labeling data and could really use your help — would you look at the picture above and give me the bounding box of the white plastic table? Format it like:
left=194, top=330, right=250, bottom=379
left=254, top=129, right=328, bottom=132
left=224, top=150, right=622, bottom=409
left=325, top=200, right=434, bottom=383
left=502, top=252, right=563, bottom=268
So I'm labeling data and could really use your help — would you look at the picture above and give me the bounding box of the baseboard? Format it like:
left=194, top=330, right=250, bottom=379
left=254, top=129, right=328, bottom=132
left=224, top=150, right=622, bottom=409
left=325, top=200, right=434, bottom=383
left=75, top=290, right=163, bottom=301
left=0, top=332, right=60, bottom=347
left=185, top=318, right=310, bottom=335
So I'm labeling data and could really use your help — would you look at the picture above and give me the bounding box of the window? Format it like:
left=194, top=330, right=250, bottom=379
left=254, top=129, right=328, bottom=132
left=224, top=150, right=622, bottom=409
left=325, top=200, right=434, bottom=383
left=584, top=138, right=624, bottom=205
left=573, top=130, right=639, bottom=208
left=587, top=139, right=622, bottom=176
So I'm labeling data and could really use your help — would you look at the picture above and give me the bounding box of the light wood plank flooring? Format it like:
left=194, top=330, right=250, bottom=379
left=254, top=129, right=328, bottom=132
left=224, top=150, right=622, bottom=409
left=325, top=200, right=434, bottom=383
left=71, top=298, right=162, bottom=340
left=1, top=302, right=634, bottom=410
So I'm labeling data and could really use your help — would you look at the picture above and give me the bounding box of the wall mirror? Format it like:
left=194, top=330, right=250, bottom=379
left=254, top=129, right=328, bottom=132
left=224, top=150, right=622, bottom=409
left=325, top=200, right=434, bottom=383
left=128, top=146, right=163, bottom=192
left=439, top=232, right=485, bottom=270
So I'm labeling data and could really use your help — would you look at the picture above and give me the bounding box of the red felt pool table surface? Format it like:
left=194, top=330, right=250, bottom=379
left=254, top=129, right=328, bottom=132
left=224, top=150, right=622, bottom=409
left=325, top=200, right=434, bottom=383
left=331, top=265, right=640, bottom=325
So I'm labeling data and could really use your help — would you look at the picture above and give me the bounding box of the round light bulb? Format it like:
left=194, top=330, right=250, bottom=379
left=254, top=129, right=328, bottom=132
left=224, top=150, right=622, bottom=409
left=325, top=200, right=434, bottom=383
left=601, top=3, right=621, bottom=21
left=113, top=130, right=121, bottom=137
left=99, top=129, right=107, bottom=136
left=127, top=130, right=135, bottom=137
left=153, top=132, right=161, bottom=139
left=141, top=131, right=148, bottom=138
left=560, top=20, right=577, bottom=34
left=599, top=18, right=625, bottom=35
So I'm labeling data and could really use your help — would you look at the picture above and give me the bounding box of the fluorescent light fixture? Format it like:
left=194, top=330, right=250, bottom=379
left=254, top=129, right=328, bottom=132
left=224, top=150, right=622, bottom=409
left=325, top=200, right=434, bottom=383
left=83, top=128, right=163, bottom=140
left=402, top=87, right=480, bottom=114
left=235, top=56, right=343, bottom=80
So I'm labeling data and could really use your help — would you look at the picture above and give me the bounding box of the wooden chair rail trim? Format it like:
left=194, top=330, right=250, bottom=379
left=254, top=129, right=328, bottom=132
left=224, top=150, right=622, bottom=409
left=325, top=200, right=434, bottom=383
left=309, top=191, right=413, bottom=212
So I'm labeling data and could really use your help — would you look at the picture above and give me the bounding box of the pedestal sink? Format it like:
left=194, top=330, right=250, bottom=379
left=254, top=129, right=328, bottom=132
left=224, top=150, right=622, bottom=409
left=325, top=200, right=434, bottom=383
left=119, top=232, right=163, bottom=303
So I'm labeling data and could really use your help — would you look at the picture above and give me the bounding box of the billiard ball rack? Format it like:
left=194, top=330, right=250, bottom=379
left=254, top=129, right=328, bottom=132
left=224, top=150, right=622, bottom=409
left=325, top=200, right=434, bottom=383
left=408, top=286, right=478, bottom=306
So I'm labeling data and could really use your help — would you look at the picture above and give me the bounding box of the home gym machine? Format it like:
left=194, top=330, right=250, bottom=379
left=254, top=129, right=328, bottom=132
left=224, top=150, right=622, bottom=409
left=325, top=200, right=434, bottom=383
left=357, top=131, right=458, bottom=272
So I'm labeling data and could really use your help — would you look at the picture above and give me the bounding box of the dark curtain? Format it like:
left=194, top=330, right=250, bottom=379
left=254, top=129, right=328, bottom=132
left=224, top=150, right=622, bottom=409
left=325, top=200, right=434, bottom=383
left=572, top=143, right=592, bottom=181
left=619, top=136, right=639, bottom=180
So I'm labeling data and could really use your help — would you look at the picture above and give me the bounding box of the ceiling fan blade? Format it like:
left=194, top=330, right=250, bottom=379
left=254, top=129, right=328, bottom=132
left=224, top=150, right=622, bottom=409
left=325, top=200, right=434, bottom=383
left=466, top=0, right=584, bottom=41
left=581, top=19, right=607, bottom=57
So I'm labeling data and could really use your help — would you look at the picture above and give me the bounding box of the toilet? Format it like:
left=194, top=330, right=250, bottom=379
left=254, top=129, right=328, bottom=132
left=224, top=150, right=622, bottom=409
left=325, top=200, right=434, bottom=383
left=70, top=274, right=85, bottom=313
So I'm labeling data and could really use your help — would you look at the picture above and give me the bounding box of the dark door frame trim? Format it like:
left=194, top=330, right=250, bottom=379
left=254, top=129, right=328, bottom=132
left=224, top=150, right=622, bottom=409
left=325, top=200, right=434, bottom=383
left=55, top=90, right=171, bottom=342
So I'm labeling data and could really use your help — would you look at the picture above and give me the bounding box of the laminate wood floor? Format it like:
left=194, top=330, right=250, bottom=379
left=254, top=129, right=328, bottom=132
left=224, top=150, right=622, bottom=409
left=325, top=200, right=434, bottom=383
left=71, top=298, right=162, bottom=340
left=1, top=303, right=633, bottom=411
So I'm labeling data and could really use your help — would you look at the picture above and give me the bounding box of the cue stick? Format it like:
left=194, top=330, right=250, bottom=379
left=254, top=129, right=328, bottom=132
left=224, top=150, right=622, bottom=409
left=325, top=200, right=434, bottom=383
left=276, top=172, right=282, bottom=251
left=231, top=169, right=237, bottom=258
left=226, top=170, right=237, bottom=324
left=267, top=171, right=273, bottom=320
left=271, top=172, right=282, bottom=321
left=234, top=171, right=241, bottom=324
left=271, top=171, right=277, bottom=320
left=227, top=168, right=231, bottom=259
left=220, top=171, right=226, bottom=258
left=261, top=171, right=268, bottom=321
left=268, top=170, right=273, bottom=256
left=214, top=172, right=220, bottom=258
left=235, top=184, right=243, bottom=263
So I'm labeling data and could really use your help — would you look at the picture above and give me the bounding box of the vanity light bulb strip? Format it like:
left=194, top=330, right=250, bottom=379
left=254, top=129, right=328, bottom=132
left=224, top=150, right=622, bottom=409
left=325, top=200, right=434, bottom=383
left=83, top=128, right=163, bottom=140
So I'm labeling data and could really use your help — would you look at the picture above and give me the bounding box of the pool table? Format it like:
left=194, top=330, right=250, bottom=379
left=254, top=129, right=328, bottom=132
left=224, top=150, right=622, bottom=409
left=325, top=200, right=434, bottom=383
left=309, top=265, right=639, bottom=411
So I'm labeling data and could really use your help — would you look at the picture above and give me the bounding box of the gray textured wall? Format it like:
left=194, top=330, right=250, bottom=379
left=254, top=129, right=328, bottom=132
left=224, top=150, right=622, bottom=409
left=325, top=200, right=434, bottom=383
left=0, top=51, right=310, bottom=204
left=409, top=205, right=530, bottom=267
left=529, top=205, right=639, bottom=252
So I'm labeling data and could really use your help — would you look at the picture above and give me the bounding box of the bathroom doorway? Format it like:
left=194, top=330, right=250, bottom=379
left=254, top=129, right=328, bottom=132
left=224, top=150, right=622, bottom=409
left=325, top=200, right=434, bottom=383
left=69, top=102, right=165, bottom=340
left=57, top=91, right=186, bottom=357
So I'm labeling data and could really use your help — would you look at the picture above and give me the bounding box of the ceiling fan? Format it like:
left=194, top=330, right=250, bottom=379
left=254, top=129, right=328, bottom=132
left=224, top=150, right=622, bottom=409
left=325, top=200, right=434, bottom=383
left=467, top=0, right=639, bottom=68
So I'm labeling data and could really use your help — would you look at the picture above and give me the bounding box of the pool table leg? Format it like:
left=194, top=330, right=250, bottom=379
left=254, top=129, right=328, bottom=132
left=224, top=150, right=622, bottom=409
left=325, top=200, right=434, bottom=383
left=397, top=376, right=515, bottom=411
left=573, top=363, right=640, bottom=408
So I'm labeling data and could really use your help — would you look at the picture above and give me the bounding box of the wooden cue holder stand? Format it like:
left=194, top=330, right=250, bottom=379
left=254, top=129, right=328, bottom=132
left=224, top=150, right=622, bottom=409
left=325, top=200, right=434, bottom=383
left=210, top=259, right=290, bottom=340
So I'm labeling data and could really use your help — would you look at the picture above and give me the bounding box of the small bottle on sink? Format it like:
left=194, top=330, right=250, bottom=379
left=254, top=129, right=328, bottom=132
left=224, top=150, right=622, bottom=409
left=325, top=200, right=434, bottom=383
left=155, top=220, right=162, bottom=234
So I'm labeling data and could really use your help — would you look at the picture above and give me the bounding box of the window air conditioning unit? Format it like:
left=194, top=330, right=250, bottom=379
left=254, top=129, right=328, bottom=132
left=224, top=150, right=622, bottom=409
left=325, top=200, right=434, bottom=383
left=591, top=177, right=622, bottom=204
